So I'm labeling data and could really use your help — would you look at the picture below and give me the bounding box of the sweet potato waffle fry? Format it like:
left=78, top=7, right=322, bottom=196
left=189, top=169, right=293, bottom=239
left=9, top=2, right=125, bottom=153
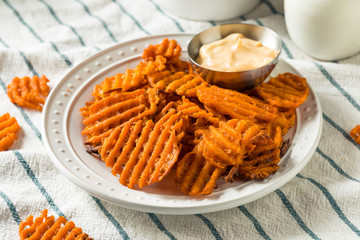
left=255, top=72, right=309, bottom=109
left=201, top=120, right=252, bottom=169
left=197, top=85, right=278, bottom=122
left=150, top=71, right=208, bottom=98
left=81, top=38, right=309, bottom=196
left=177, top=97, right=220, bottom=126
left=81, top=88, right=159, bottom=146
left=101, top=105, right=184, bottom=188
left=19, top=209, right=93, bottom=240
left=7, top=75, right=50, bottom=111
left=0, top=113, right=20, bottom=151
left=176, top=143, right=224, bottom=196
left=142, top=38, right=181, bottom=63
left=94, top=56, right=167, bottom=98
left=350, top=125, right=360, bottom=144
left=225, top=130, right=280, bottom=182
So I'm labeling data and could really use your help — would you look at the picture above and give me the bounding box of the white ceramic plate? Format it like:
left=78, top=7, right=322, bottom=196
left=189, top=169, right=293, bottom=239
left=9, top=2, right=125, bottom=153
left=43, top=34, right=322, bottom=215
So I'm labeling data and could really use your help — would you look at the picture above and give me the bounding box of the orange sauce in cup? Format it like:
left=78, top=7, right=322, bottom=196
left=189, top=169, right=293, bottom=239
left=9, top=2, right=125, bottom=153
left=196, top=33, right=278, bottom=72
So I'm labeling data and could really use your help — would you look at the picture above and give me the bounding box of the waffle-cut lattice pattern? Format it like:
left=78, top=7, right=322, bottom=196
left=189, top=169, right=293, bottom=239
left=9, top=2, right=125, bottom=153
left=82, top=89, right=158, bottom=146
left=101, top=106, right=184, bottom=189
left=81, top=37, right=309, bottom=196
left=149, top=71, right=208, bottom=98
left=225, top=134, right=281, bottom=182
left=197, top=85, right=278, bottom=122
left=19, top=209, right=93, bottom=240
left=256, top=72, right=309, bottom=109
left=175, top=143, right=224, bottom=196
left=142, top=38, right=181, bottom=62
left=238, top=147, right=281, bottom=180
left=201, top=120, right=260, bottom=169
left=7, top=75, right=50, bottom=111
left=177, top=97, right=219, bottom=126
left=93, top=56, right=167, bottom=98
left=0, top=113, right=20, bottom=151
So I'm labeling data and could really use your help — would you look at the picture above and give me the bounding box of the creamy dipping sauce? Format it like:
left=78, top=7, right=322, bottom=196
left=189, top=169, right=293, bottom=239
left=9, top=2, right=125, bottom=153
left=196, top=33, right=278, bottom=72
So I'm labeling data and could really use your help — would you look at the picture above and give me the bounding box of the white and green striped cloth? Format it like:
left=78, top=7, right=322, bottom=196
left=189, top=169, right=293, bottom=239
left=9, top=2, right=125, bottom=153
left=1, top=0, right=360, bottom=239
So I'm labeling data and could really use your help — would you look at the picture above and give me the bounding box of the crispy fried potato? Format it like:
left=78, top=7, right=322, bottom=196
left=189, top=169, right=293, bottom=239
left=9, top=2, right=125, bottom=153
left=257, top=108, right=295, bottom=146
left=93, top=56, right=167, bottom=98
left=175, top=143, right=224, bottom=196
left=225, top=141, right=280, bottom=182
left=7, top=75, right=50, bottom=111
left=200, top=120, right=257, bottom=169
left=142, top=38, right=181, bottom=63
left=19, top=209, right=93, bottom=240
left=136, top=114, right=183, bottom=188
left=149, top=71, right=208, bottom=98
left=232, top=132, right=280, bottom=181
left=177, top=97, right=220, bottom=126
left=0, top=113, right=20, bottom=151
left=102, top=107, right=184, bottom=189
left=350, top=125, right=360, bottom=144
left=239, top=149, right=281, bottom=180
left=82, top=89, right=158, bottom=146
left=256, top=72, right=309, bottom=109
left=81, top=38, right=309, bottom=196
left=224, top=126, right=278, bottom=182
left=197, top=85, right=278, bottom=122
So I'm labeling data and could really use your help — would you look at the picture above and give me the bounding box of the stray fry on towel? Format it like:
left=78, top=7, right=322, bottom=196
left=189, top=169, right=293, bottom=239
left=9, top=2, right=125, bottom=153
left=0, top=113, right=20, bottom=151
left=19, top=209, right=93, bottom=240
left=7, top=75, right=50, bottom=111
left=350, top=125, right=360, bottom=144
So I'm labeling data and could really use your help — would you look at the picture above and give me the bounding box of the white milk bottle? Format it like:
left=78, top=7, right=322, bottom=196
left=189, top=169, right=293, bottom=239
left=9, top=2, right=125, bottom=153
left=285, top=0, right=360, bottom=61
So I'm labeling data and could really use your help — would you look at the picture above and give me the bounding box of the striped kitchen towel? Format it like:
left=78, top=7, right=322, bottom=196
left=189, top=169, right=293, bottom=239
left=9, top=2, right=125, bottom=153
left=1, top=0, right=359, bottom=239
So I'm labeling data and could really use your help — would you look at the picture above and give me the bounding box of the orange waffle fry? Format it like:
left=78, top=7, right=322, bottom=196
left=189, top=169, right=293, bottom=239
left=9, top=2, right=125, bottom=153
left=255, top=72, right=309, bottom=109
left=82, top=89, right=158, bottom=146
left=142, top=38, right=191, bottom=72
left=177, top=97, right=220, bottom=126
left=84, top=89, right=146, bottom=116
left=238, top=147, right=281, bottom=180
left=257, top=108, right=295, bottom=146
left=277, top=108, right=296, bottom=134
left=102, top=106, right=184, bottom=189
left=100, top=121, right=139, bottom=167
left=154, top=100, right=181, bottom=122
left=142, top=38, right=181, bottom=63
left=182, top=118, right=212, bottom=147
left=258, top=121, right=283, bottom=147
left=149, top=71, right=208, bottom=98
left=19, top=209, right=93, bottom=240
left=200, top=120, right=251, bottom=169
left=81, top=38, right=310, bottom=196
left=130, top=113, right=183, bottom=188
left=208, top=85, right=278, bottom=113
left=94, top=56, right=167, bottom=97
left=175, top=143, right=224, bottom=196
left=225, top=134, right=280, bottom=182
left=7, top=75, right=50, bottom=111
left=199, top=119, right=277, bottom=185
left=197, top=85, right=278, bottom=122
left=80, top=101, right=94, bottom=119
left=147, top=70, right=173, bottom=85
left=203, top=104, right=228, bottom=122
left=350, top=125, right=360, bottom=144
left=0, top=113, right=20, bottom=151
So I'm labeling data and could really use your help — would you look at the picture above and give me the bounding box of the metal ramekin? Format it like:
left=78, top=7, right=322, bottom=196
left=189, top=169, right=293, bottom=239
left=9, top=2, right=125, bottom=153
left=188, top=23, right=282, bottom=91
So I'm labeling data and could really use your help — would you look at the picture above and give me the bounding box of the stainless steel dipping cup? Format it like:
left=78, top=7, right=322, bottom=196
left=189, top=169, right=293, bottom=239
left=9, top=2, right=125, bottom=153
left=188, top=24, right=282, bottom=91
